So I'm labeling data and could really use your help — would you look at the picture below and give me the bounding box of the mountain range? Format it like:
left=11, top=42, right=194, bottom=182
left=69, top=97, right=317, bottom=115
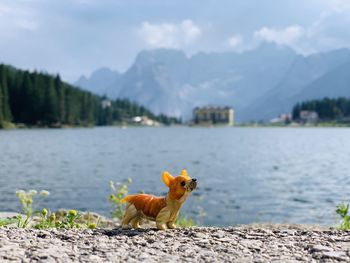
left=74, top=43, right=350, bottom=122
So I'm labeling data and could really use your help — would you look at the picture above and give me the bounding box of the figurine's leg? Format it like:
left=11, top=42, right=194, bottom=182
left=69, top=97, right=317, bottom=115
left=167, top=221, right=176, bottom=229
left=156, top=207, right=170, bottom=230
left=156, top=221, right=167, bottom=230
left=130, top=216, right=141, bottom=229
left=121, top=204, right=137, bottom=229
left=167, top=211, right=179, bottom=229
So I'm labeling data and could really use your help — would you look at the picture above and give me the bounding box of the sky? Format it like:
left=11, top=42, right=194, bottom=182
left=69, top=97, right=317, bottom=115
left=1, top=0, right=350, bottom=82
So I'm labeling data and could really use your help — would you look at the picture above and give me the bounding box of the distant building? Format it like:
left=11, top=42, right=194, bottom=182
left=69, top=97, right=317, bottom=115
left=132, top=116, right=160, bottom=126
left=270, top=114, right=292, bottom=124
left=193, top=106, right=234, bottom=126
left=300, top=110, right=318, bottom=123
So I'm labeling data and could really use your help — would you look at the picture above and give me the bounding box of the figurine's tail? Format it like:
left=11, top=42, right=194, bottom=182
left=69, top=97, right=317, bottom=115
left=120, top=195, right=136, bottom=204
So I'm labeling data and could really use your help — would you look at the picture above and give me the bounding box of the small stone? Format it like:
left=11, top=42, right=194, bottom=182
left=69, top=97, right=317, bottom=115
left=138, top=252, right=150, bottom=260
left=281, top=229, right=296, bottom=235
left=88, top=255, right=103, bottom=262
left=193, top=232, right=207, bottom=239
left=212, top=230, right=226, bottom=238
left=322, top=251, right=346, bottom=260
left=150, top=241, right=166, bottom=249
left=311, top=245, right=333, bottom=252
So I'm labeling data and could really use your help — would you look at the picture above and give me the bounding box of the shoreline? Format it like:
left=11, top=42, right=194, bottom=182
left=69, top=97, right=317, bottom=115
left=1, top=224, right=349, bottom=262
left=1, top=124, right=350, bottom=131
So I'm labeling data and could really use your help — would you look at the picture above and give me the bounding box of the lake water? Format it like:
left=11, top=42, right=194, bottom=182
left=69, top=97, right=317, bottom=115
left=0, top=127, right=349, bottom=226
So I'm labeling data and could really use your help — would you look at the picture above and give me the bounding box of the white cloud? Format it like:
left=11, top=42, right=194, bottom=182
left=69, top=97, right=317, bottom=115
left=16, top=19, right=38, bottom=31
left=138, top=19, right=201, bottom=48
left=251, top=11, right=350, bottom=55
left=181, top=20, right=201, bottom=43
left=227, top=35, right=243, bottom=49
left=327, top=0, right=350, bottom=11
left=304, top=10, right=350, bottom=52
left=0, top=1, right=37, bottom=33
left=254, top=25, right=303, bottom=46
left=0, top=3, right=11, bottom=16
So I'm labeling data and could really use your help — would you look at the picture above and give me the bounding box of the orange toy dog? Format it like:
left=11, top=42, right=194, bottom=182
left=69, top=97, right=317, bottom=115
left=121, top=170, right=197, bottom=230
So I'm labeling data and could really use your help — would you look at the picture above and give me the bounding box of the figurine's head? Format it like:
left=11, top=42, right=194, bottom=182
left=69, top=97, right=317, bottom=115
left=162, top=169, right=197, bottom=201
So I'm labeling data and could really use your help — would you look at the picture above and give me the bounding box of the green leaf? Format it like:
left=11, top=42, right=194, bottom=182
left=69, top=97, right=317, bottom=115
left=0, top=218, right=17, bottom=227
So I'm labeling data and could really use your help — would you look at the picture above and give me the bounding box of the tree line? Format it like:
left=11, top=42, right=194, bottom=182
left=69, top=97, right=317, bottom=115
left=0, top=64, right=179, bottom=128
left=292, top=97, right=350, bottom=121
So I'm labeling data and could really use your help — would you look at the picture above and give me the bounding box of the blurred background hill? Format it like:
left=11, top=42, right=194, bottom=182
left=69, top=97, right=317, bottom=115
left=74, top=44, right=350, bottom=122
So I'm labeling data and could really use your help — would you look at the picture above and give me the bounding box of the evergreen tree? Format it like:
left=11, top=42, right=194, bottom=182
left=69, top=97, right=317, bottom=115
left=0, top=63, right=179, bottom=128
left=20, top=72, right=35, bottom=123
left=43, top=78, right=59, bottom=124
left=292, top=103, right=300, bottom=120
left=32, top=73, right=46, bottom=122
left=0, top=84, right=3, bottom=124
left=55, top=75, right=66, bottom=124
left=0, top=65, right=12, bottom=121
left=292, top=97, right=350, bottom=121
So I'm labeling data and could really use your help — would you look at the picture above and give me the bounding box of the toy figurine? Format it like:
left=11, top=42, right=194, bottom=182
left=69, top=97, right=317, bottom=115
left=121, top=169, right=197, bottom=230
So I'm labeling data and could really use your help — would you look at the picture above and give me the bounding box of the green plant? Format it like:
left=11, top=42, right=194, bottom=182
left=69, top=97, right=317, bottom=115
left=86, top=211, right=100, bottom=229
left=14, top=188, right=103, bottom=229
left=108, top=178, right=132, bottom=220
left=55, top=210, right=81, bottom=228
left=34, top=208, right=57, bottom=229
left=0, top=218, right=17, bottom=227
left=336, top=203, right=350, bottom=230
left=67, top=210, right=79, bottom=228
left=15, top=189, right=50, bottom=228
left=33, top=209, right=100, bottom=229
left=175, top=215, right=197, bottom=227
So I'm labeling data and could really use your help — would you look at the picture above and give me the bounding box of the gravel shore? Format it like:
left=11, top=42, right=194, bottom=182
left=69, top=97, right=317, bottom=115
left=1, top=224, right=350, bottom=262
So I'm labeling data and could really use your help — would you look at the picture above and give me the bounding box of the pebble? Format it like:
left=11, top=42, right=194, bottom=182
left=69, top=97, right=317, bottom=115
left=322, top=251, right=347, bottom=260
left=311, top=244, right=333, bottom=252
left=1, top=225, right=350, bottom=262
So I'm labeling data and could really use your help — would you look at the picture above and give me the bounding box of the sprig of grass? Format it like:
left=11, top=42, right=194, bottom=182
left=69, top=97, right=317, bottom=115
left=14, top=190, right=99, bottom=229
left=54, top=210, right=81, bottom=228
left=15, top=189, right=50, bottom=228
left=86, top=211, right=100, bottom=229
left=34, top=208, right=56, bottom=229
left=33, top=209, right=100, bottom=229
left=336, top=203, right=350, bottom=230
left=108, top=178, right=132, bottom=220
left=175, top=215, right=197, bottom=227
left=0, top=218, right=17, bottom=227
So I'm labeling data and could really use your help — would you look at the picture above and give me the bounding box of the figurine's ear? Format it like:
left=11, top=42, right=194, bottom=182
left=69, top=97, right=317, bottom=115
left=162, top=171, right=174, bottom=187
left=181, top=169, right=190, bottom=179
